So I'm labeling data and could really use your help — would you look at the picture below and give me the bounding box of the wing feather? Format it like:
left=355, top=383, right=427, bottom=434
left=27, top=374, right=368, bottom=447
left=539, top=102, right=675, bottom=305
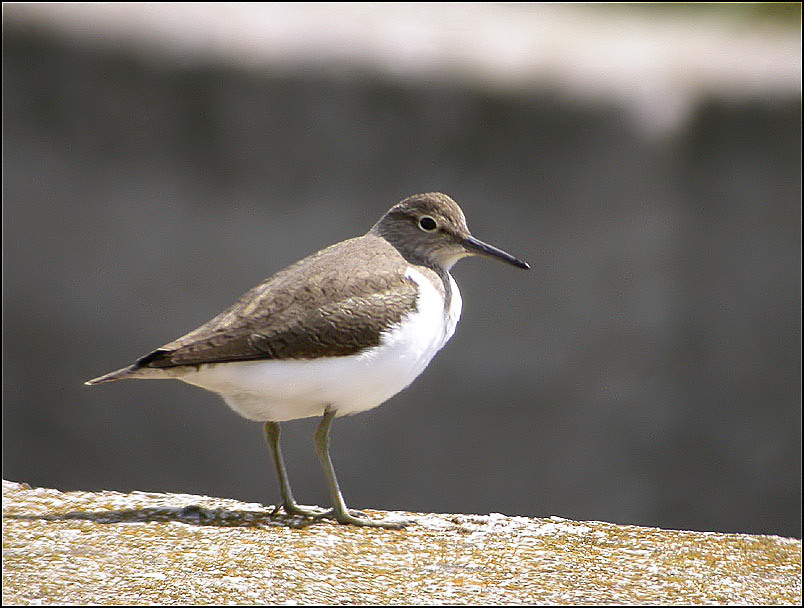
left=137, top=235, right=420, bottom=368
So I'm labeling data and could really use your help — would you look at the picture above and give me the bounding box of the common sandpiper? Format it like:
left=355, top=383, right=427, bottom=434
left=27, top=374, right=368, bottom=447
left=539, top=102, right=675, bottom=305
left=86, top=192, right=529, bottom=529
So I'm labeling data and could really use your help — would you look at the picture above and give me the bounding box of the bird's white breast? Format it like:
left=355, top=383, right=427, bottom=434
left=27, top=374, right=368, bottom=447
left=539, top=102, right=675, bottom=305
left=178, top=266, right=462, bottom=422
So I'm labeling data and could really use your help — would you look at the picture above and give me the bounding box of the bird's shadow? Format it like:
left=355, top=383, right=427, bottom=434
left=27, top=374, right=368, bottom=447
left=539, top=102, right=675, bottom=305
left=6, top=504, right=322, bottom=529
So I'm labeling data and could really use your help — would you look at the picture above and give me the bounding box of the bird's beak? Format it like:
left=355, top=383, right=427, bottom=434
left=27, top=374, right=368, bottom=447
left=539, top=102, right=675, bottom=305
left=463, top=235, right=530, bottom=270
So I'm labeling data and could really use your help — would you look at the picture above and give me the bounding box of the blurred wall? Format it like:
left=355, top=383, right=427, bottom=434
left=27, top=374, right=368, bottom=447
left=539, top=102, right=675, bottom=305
left=2, top=5, right=801, bottom=538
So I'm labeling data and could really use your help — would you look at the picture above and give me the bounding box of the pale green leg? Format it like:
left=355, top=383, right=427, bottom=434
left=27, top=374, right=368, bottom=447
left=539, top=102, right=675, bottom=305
left=313, top=407, right=406, bottom=529
left=264, top=421, right=329, bottom=518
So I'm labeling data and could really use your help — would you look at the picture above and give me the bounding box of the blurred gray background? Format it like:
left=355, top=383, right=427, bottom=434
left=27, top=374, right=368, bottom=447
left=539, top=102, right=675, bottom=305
left=3, top=4, right=801, bottom=538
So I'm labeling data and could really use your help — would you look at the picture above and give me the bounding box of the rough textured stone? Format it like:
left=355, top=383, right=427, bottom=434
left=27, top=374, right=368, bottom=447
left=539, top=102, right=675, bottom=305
left=3, top=480, right=801, bottom=605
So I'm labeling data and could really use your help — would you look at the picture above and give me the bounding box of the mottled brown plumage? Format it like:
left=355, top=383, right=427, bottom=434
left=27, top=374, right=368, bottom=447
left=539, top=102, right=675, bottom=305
left=87, top=192, right=527, bottom=386
left=138, top=233, right=421, bottom=368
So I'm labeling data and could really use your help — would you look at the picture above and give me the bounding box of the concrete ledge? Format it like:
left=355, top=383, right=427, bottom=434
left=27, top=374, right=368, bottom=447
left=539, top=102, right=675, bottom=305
left=3, top=480, right=801, bottom=605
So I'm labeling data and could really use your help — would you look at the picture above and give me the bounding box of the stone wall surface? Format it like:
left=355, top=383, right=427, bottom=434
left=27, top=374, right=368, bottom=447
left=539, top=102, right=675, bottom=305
left=3, top=481, right=801, bottom=605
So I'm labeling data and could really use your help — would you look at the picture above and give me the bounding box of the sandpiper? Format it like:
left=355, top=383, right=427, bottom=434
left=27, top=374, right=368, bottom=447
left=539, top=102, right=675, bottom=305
left=86, top=192, right=529, bottom=528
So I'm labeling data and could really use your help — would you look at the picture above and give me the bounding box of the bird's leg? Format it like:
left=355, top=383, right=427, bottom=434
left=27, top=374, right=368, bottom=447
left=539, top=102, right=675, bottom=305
left=263, top=421, right=328, bottom=518
left=312, top=407, right=406, bottom=529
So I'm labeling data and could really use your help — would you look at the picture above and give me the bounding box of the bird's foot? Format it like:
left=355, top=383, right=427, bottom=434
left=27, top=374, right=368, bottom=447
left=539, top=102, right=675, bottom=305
left=270, top=500, right=408, bottom=529
left=270, top=502, right=330, bottom=519
left=320, top=508, right=409, bottom=529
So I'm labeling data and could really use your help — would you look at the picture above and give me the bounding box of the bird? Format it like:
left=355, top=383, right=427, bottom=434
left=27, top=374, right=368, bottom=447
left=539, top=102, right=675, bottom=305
left=86, top=192, right=529, bottom=528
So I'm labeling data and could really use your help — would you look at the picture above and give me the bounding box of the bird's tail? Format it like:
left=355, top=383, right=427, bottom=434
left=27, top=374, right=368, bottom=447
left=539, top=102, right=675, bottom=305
left=84, top=364, right=167, bottom=385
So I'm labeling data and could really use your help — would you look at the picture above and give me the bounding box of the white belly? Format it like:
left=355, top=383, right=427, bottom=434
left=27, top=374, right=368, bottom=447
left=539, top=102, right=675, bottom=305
left=178, top=267, right=462, bottom=422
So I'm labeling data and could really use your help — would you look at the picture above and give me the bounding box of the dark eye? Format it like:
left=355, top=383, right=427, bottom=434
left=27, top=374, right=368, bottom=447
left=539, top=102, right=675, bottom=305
left=418, top=216, right=437, bottom=232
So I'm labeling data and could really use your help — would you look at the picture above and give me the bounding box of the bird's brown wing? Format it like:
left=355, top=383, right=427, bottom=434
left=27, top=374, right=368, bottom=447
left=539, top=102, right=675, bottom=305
left=135, top=234, right=421, bottom=369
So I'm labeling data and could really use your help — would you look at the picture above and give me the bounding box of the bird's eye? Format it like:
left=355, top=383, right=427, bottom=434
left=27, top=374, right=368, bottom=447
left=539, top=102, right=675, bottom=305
left=418, top=216, right=437, bottom=232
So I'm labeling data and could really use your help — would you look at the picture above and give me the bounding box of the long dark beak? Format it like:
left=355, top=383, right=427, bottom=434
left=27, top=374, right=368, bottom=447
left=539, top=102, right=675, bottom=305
left=463, top=235, right=530, bottom=270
